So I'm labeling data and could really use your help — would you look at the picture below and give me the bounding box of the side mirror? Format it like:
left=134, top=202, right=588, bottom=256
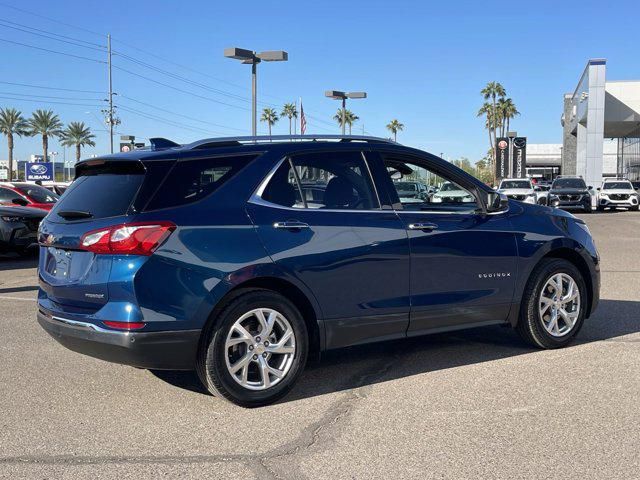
left=486, top=192, right=509, bottom=213
left=597, top=187, right=601, bottom=191
left=588, top=185, right=593, bottom=190
left=12, top=198, right=28, bottom=207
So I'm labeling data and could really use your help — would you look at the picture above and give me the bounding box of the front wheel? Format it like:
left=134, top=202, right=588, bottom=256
left=197, top=289, right=308, bottom=407
left=516, top=258, right=587, bottom=349
left=630, top=205, right=639, bottom=211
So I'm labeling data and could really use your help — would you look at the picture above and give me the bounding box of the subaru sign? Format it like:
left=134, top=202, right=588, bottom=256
left=25, top=162, right=53, bottom=181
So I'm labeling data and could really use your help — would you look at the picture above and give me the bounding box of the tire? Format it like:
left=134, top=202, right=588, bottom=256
left=516, top=258, right=587, bottom=349
left=583, top=202, right=593, bottom=213
left=631, top=205, right=639, bottom=211
left=196, top=289, right=308, bottom=407
left=597, top=205, right=605, bottom=212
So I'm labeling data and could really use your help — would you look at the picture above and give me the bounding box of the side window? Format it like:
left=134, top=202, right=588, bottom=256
left=144, top=154, right=256, bottom=211
left=0, top=187, right=21, bottom=204
left=384, top=158, right=478, bottom=212
left=261, top=151, right=380, bottom=210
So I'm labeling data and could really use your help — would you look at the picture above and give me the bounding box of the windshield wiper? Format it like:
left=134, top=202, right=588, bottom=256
left=57, top=210, right=93, bottom=219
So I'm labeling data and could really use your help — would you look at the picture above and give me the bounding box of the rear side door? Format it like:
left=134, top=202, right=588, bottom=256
left=368, top=151, right=518, bottom=334
left=247, top=149, right=411, bottom=349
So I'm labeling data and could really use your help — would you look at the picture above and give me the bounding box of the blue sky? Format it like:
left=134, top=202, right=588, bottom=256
left=1, top=0, right=639, bottom=164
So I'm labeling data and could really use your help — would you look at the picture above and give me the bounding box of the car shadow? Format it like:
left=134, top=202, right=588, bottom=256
left=149, top=299, right=640, bottom=403
left=0, top=252, right=39, bottom=271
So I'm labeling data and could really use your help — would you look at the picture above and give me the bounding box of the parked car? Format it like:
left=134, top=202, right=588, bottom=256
left=393, top=181, right=429, bottom=203
left=597, top=179, right=639, bottom=211
left=0, top=205, right=46, bottom=255
left=430, top=181, right=474, bottom=203
left=549, top=177, right=593, bottom=213
left=0, top=182, right=59, bottom=210
left=37, top=135, right=600, bottom=407
left=42, top=182, right=71, bottom=196
left=497, top=178, right=538, bottom=204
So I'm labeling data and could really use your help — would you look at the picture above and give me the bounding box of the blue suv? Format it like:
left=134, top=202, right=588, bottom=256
left=37, top=135, right=600, bottom=407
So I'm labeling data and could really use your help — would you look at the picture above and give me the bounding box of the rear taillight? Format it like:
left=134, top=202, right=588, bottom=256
left=80, top=222, right=176, bottom=255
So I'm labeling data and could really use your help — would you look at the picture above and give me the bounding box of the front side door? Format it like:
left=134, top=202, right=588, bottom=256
left=369, top=152, right=517, bottom=334
left=247, top=149, right=411, bottom=349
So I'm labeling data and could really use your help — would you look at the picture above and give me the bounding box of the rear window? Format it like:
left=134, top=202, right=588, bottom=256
left=143, top=154, right=256, bottom=211
left=52, top=164, right=145, bottom=220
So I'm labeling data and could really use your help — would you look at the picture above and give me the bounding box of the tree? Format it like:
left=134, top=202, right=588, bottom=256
left=480, top=81, right=505, bottom=154
left=59, top=122, right=96, bottom=163
left=333, top=108, right=359, bottom=134
left=386, top=119, right=405, bottom=142
left=281, top=103, right=298, bottom=135
left=260, top=108, right=279, bottom=137
left=499, top=97, right=519, bottom=135
left=0, top=108, right=29, bottom=181
left=27, top=109, right=63, bottom=166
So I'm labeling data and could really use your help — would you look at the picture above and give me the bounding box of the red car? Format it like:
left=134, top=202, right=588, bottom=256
left=0, top=182, right=59, bottom=211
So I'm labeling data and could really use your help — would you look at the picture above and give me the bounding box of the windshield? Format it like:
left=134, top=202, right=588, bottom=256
left=552, top=178, right=586, bottom=189
left=15, top=184, right=59, bottom=203
left=394, top=182, right=417, bottom=191
left=500, top=180, right=531, bottom=189
left=440, top=182, right=460, bottom=192
left=603, top=181, right=632, bottom=190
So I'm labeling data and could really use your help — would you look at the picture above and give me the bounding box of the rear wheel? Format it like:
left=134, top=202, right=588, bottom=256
left=197, top=290, right=308, bottom=407
left=516, top=258, right=587, bottom=349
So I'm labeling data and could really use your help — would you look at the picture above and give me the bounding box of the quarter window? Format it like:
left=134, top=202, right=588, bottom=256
left=261, top=151, right=380, bottom=210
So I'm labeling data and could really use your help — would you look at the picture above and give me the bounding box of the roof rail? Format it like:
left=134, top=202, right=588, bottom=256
left=185, top=135, right=395, bottom=150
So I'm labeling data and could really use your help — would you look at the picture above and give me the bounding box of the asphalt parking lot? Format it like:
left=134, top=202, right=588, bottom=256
left=0, top=212, right=638, bottom=479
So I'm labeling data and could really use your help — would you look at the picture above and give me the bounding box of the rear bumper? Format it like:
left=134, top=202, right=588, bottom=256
left=37, top=310, right=200, bottom=370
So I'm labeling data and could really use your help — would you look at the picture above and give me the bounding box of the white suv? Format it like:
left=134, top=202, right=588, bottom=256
left=497, top=178, right=538, bottom=204
left=597, top=179, right=639, bottom=211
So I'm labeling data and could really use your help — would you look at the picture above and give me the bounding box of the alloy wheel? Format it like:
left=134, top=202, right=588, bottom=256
left=224, top=308, right=296, bottom=390
left=538, top=273, right=581, bottom=337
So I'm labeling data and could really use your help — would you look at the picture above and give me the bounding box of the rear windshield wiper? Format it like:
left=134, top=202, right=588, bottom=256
left=57, top=210, right=93, bottom=219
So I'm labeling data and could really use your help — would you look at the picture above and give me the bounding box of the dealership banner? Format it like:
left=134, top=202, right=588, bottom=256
left=495, top=137, right=509, bottom=180
left=25, top=162, right=53, bottom=181
left=512, top=137, right=527, bottom=178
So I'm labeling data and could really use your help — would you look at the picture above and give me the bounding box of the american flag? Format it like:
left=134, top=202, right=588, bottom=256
left=300, top=101, right=307, bottom=135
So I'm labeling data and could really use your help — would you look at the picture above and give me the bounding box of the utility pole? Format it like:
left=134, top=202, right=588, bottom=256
left=107, top=34, right=114, bottom=154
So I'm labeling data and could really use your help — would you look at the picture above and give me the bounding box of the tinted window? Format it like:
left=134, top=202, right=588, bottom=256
left=500, top=180, right=531, bottom=189
left=52, top=172, right=144, bottom=220
left=0, top=186, right=20, bottom=204
left=261, top=151, right=379, bottom=210
left=384, top=158, right=477, bottom=212
left=145, top=155, right=256, bottom=211
left=553, top=178, right=586, bottom=189
left=14, top=184, right=59, bottom=203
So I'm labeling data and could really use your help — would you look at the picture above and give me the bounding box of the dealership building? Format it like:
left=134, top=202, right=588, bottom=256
left=561, top=58, right=640, bottom=186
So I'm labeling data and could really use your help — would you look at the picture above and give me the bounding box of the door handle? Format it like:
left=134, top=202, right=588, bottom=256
left=273, top=221, right=310, bottom=230
left=407, top=222, right=438, bottom=231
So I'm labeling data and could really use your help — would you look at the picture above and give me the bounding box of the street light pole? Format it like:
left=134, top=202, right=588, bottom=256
left=224, top=48, right=288, bottom=136
left=325, top=91, right=367, bottom=135
left=107, top=34, right=114, bottom=154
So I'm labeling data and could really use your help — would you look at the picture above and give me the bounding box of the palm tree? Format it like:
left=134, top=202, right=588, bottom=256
left=27, top=109, right=63, bottom=165
left=260, top=108, right=279, bottom=136
left=386, top=119, right=405, bottom=142
left=333, top=108, right=359, bottom=134
left=477, top=102, right=497, bottom=151
left=481, top=81, right=505, bottom=153
left=0, top=108, right=29, bottom=181
left=499, top=97, right=519, bottom=135
left=281, top=103, right=298, bottom=135
left=333, top=108, right=347, bottom=131
left=59, top=122, right=96, bottom=163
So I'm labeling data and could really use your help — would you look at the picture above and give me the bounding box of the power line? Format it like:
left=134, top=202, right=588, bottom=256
left=0, top=80, right=103, bottom=94
left=0, top=91, right=104, bottom=101
left=118, top=95, right=245, bottom=133
left=0, top=19, right=106, bottom=51
left=0, top=95, right=103, bottom=107
left=0, top=2, right=104, bottom=38
left=0, top=37, right=105, bottom=63
left=113, top=65, right=251, bottom=111
left=118, top=105, right=225, bottom=136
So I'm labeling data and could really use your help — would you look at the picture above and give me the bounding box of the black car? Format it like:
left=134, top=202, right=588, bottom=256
left=0, top=205, right=46, bottom=255
left=549, top=177, right=593, bottom=212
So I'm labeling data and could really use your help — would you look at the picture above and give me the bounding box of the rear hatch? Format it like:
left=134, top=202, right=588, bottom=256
left=38, top=159, right=173, bottom=311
